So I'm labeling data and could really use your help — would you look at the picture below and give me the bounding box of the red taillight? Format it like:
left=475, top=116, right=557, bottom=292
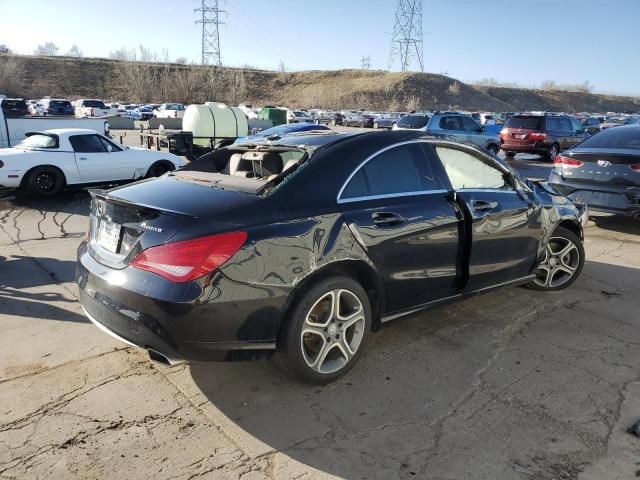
left=630, top=163, right=640, bottom=172
left=554, top=155, right=583, bottom=168
left=130, top=231, right=247, bottom=282
left=529, top=132, right=547, bottom=141
left=500, top=128, right=508, bottom=135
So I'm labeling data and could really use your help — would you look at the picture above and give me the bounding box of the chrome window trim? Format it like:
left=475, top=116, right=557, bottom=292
left=338, top=189, right=448, bottom=204
left=336, top=140, right=443, bottom=203
left=457, top=188, right=519, bottom=194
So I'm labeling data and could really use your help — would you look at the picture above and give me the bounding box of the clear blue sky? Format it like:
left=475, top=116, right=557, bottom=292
left=1, top=0, right=639, bottom=95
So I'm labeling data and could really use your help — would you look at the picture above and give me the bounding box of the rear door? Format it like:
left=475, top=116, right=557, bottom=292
left=546, top=117, right=573, bottom=151
left=434, top=144, right=543, bottom=291
left=338, top=141, right=462, bottom=312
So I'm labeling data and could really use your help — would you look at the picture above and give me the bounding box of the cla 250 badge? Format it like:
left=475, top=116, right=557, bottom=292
left=140, top=222, right=163, bottom=233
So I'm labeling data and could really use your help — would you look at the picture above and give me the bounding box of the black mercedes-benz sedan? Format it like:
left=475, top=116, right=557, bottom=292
left=77, top=130, right=587, bottom=384
left=548, top=125, right=640, bottom=217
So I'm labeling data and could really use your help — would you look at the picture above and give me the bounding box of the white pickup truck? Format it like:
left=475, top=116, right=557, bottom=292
left=0, top=101, right=110, bottom=148
left=74, top=99, right=116, bottom=118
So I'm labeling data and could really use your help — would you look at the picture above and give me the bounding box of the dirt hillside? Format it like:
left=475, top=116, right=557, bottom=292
left=1, top=54, right=638, bottom=113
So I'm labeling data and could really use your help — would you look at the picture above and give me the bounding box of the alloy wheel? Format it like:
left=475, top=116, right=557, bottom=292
left=300, top=289, right=366, bottom=374
left=533, top=236, right=580, bottom=288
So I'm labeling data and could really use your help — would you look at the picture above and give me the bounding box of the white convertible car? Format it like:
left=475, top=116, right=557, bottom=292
left=0, top=128, right=185, bottom=196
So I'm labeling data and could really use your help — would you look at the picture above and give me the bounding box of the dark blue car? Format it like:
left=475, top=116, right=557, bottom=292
left=234, top=123, right=330, bottom=144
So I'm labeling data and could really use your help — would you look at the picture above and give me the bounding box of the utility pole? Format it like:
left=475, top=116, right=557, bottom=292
left=361, top=56, right=371, bottom=70
left=388, top=0, right=424, bottom=72
left=195, top=0, right=226, bottom=65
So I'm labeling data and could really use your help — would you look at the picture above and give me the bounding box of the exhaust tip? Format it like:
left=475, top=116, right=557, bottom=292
left=148, top=349, right=171, bottom=366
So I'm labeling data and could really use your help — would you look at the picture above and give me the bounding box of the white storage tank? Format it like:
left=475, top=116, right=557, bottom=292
left=183, top=102, right=248, bottom=147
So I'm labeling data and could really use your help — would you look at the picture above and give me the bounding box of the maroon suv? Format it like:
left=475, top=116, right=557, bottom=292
left=500, top=114, right=588, bottom=161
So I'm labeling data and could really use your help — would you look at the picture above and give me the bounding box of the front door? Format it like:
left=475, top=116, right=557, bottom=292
left=433, top=144, right=543, bottom=291
left=338, top=141, right=462, bottom=313
left=70, top=134, right=132, bottom=182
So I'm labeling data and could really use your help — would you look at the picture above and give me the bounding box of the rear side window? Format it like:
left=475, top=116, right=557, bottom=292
left=577, top=127, right=640, bottom=150
left=505, top=116, right=542, bottom=130
left=340, top=143, right=443, bottom=200
left=70, top=135, right=107, bottom=153
left=397, top=115, right=429, bottom=129
left=436, top=146, right=510, bottom=190
left=439, top=116, right=464, bottom=131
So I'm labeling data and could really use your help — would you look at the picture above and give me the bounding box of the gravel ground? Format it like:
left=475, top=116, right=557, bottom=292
left=1, top=134, right=639, bottom=479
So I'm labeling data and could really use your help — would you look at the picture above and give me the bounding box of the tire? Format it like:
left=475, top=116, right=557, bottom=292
left=487, top=144, right=499, bottom=155
left=146, top=161, right=174, bottom=178
left=373, top=122, right=379, bottom=129
left=526, top=226, right=584, bottom=291
left=504, top=150, right=516, bottom=158
left=546, top=143, right=560, bottom=162
left=25, top=166, right=64, bottom=197
left=276, top=276, right=372, bottom=384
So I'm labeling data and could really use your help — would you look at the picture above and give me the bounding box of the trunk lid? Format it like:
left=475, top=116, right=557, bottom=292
left=555, top=148, right=640, bottom=187
left=88, top=172, right=268, bottom=269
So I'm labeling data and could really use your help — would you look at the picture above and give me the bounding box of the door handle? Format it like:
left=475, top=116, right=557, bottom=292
left=78, top=157, right=87, bottom=161
left=372, top=211, right=404, bottom=226
left=471, top=200, right=498, bottom=211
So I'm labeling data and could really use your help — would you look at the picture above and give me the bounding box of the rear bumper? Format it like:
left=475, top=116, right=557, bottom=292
left=548, top=173, right=640, bottom=216
left=500, top=140, right=549, bottom=155
left=76, top=242, right=286, bottom=363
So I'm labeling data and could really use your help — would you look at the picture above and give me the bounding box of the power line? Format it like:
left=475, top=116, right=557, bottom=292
left=195, top=0, right=226, bottom=65
left=361, top=56, right=371, bottom=70
left=388, top=0, right=424, bottom=72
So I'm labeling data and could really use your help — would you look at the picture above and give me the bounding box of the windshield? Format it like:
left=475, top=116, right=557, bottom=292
left=294, top=111, right=306, bottom=117
left=606, top=117, right=624, bottom=124
left=50, top=100, right=70, bottom=107
left=17, top=134, right=57, bottom=149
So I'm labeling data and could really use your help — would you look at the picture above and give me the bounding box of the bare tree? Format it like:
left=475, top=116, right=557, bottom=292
left=66, top=44, right=83, bottom=57
left=175, top=57, right=188, bottom=64
left=0, top=56, right=25, bottom=96
left=34, top=42, right=59, bottom=56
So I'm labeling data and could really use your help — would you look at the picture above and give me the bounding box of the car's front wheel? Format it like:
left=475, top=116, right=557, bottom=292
left=527, top=226, right=584, bottom=291
left=277, top=276, right=372, bottom=384
left=487, top=143, right=499, bottom=155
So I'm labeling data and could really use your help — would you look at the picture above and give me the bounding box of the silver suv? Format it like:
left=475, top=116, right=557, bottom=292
left=394, top=113, right=501, bottom=154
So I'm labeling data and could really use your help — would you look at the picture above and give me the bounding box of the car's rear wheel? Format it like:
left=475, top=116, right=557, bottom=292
left=277, top=276, right=372, bottom=384
left=527, top=226, right=584, bottom=291
left=504, top=150, right=516, bottom=158
left=146, top=161, right=174, bottom=178
left=26, top=166, right=65, bottom=197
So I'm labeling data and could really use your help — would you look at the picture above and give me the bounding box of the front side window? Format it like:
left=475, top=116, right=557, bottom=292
left=436, top=146, right=510, bottom=190
left=462, top=116, right=481, bottom=132
left=340, top=143, right=443, bottom=200
left=70, top=135, right=108, bottom=153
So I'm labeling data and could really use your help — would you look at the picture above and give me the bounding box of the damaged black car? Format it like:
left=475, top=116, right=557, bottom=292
left=76, top=130, right=587, bottom=383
